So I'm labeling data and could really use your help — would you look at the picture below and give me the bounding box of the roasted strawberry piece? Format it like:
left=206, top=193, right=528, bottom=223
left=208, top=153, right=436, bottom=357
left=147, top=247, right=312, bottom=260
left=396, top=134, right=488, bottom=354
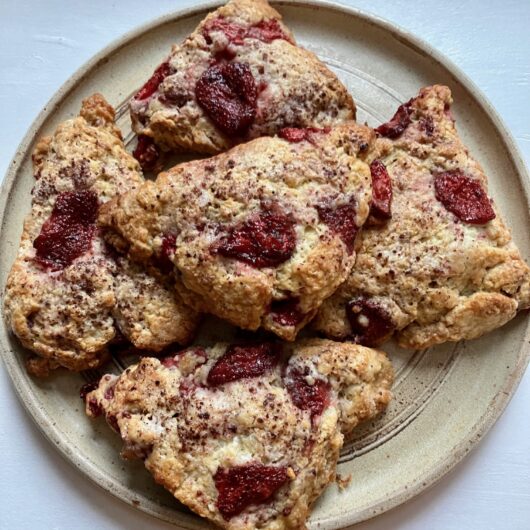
left=133, top=135, right=161, bottom=172
left=134, top=61, right=172, bottom=101
left=346, top=297, right=395, bottom=346
left=375, top=99, right=413, bottom=138
left=195, top=62, right=257, bottom=136
left=369, top=160, right=392, bottom=220
left=207, top=343, right=279, bottom=386
left=434, top=170, right=495, bottom=224
left=34, top=190, right=98, bottom=270
left=213, top=208, right=296, bottom=268
left=317, top=201, right=358, bottom=253
left=285, top=366, right=330, bottom=419
left=214, top=463, right=290, bottom=519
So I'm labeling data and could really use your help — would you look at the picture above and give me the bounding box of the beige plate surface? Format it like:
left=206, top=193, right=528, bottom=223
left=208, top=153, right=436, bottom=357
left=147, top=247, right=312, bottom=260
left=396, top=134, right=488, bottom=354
left=1, top=1, right=530, bottom=528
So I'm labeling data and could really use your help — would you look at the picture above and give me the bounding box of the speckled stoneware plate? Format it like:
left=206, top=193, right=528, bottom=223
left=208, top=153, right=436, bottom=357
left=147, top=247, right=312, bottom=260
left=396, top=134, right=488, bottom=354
left=1, top=1, right=529, bottom=528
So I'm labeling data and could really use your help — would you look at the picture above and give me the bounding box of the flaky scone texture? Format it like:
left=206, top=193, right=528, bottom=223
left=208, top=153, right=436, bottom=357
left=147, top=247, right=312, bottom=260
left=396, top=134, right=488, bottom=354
left=314, top=85, right=530, bottom=349
left=130, top=0, right=355, bottom=154
left=86, top=339, right=393, bottom=529
left=100, top=123, right=374, bottom=340
left=3, top=94, right=198, bottom=375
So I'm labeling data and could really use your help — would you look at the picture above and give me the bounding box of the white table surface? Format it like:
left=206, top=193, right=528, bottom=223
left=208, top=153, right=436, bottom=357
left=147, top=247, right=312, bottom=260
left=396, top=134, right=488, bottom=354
left=1, top=1, right=529, bottom=529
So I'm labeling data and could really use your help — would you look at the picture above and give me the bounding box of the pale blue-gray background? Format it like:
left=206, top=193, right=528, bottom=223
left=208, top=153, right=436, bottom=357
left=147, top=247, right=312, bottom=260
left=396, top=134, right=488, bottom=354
left=1, top=1, right=529, bottom=529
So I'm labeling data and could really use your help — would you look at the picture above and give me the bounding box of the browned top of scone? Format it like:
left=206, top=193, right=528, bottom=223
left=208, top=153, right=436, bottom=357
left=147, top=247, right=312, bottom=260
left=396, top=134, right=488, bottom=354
left=86, top=338, right=393, bottom=529
left=314, top=85, right=530, bottom=349
left=130, top=0, right=355, bottom=156
left=100, top=123, right=374, bottom=340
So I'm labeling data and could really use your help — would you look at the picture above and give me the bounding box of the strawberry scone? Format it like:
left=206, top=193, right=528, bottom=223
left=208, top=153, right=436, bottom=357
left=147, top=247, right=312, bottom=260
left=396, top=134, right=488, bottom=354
left=4, top=95, right=199, bottom=376
left=85, top=338, right=393, bottom=529
left=100, top=123, right=374, bottom=341
left=129, top=0, right=355, bottom=168
left=314, top=85, right=530, bottom=349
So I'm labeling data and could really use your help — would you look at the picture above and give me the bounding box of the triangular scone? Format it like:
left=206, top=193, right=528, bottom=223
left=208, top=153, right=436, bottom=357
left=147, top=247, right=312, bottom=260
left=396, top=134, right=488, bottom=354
left=3, top=95, right=199, bottom=376
left=85, top=338, right=393, bottom=529
left=100, top=123, right=374, bottom=341
left=314, top=85, right=530, bottom=349
left=129, top=0, right=355, bottom=166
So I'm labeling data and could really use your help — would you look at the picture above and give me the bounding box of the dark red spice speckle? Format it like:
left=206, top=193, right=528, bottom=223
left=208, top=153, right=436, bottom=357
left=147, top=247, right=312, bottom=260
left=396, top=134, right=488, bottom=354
left=278, top=127, right=330, bottom=143
left=285, top=366, right=330, bottom=419
left=207, top=343, right=280, bottom=386
left=34, top=190, right=98, bottom=271
left=134, top=61, right=172, bottom=101
left=317, top=201, right=358, bottom=253
left=195, top=62, right=257, bottom=136
left=434, top=170, right=495, bottom=224
left=213, top=208, right=296, bottom=268
left=87, top=398, right=103, bottom=417
left=346, top=296, right=395, bottom=346
left=375, top=99, right=414, bottom=139
left=133, top=135, right=161, bottom=172
left=269, top=298, right=305, bottom=327
left=214, top=463, right=289, bottom=519
left=369, top=160, right=392, bottom=220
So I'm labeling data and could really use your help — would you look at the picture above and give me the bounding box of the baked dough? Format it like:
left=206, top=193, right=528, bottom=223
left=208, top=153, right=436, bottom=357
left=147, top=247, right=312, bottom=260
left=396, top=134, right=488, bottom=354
left=100, top=123, right=374, bottom=341
left=314, top=85, right=530, bottom=349
left=129, top=0, right=355, bottom=162
left=4, top=94, right=199, bottom=375
left=86, top=338, right=393, bottom=529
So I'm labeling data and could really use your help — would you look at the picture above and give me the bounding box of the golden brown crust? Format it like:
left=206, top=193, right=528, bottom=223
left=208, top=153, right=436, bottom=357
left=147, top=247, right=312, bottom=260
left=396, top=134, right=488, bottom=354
left=86, top=339, right=393, bottom=529
left=130, top=0, right=355, bottom=154
left=3, top=94, right=199, bottom=374
left=314, top=85, right=530, bottom=349
left=100, top=123, right=374, bottom=340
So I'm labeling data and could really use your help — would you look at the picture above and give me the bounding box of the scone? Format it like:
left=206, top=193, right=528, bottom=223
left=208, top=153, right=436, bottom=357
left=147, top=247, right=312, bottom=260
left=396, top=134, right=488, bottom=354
left=3, top=94, right=199, bottom=375
left=85, top=338, right=393, bottom=529
left=100, top=123, right=374, bottom=341
left=129, top=0, right=355, bottom=167
left=314, top=85, right=530, bottom=349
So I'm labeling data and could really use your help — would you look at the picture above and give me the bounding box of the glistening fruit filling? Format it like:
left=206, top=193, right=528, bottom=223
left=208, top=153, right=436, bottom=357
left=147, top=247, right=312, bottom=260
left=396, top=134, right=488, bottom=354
left=317, top=201, right=358, bottom=253
left=34, top=189, right=99, bottom=271
left=284, top=366, right=330, bottom=419
left=133, top=135, right=161, bottom=172
left=434, top=170, right=495, bottom=224
left=369, top=160, right=392, bottom=220
left=278, top=127, right=330, bottom=143
left=213, top=208, right=296, bottom=268
left=195, top=61, right=258, bottom=136
left=375, top=99, right=414, bottom=139
left=134, top=61, right=172, bottom=101
left=214, top=463, right=290, bottom=519
left=269, top=298, right=305, bottom=327
left=346, top=296, right=395, bottom=346
left=207, top=343, right=280, bottom=386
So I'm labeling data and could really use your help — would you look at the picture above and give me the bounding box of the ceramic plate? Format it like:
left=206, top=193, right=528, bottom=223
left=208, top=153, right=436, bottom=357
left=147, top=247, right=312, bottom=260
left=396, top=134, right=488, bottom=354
left=1, top=1, right=529, bottom=528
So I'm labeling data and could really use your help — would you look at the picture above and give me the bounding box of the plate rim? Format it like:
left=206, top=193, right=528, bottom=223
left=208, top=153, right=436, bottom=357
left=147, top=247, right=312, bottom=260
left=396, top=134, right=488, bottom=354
left=1, top=1, right=529, bottom=528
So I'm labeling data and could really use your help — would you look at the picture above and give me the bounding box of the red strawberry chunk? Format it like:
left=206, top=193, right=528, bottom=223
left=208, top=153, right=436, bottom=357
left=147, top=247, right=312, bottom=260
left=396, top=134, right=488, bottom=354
left=317, top=201, right=358, bottom=253
left=134, top=61, right=172, bottom=101
left=285, top=367, right=330, bottom=419
left=214, top=463, right=289, bottom=519
left=369, top=160, right=392, bottom=220
left=375, top=99, right=413, bottom=139
left=269, top=298, right=305, bottom=327
left=34, top=190, right=98, bottom=271
left=213, top=208, right=296, bottom=268
left=434, top=170, right=495, bottom=224
left=195, top=62, right=257, bottom=136
left=133, top=135, right=161, bottom=172
left=207, top=343, right=279, bottom=386
left=347, top=296, right=394, bottom=346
